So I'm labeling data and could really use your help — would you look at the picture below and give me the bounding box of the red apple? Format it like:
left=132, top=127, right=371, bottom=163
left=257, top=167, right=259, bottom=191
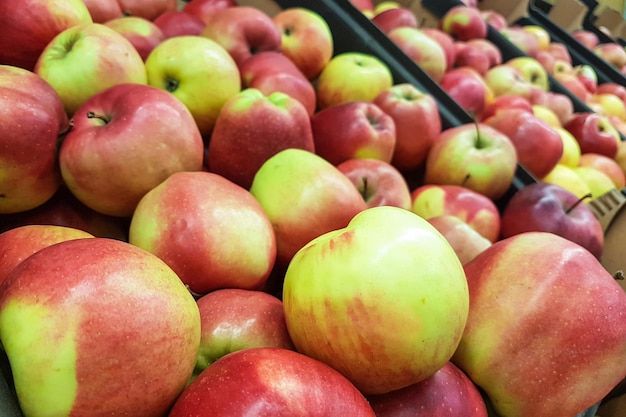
left=387, top=26, right=447, bottom=82
left=480, top=9, right=508, bottom=31
left=349, top=0, right=374, bottom=14
left=439, top=66, right=493, bottom=118
left=439, top=5, right=487, bottom=41
left=310, top=101, right=396, bottom=166
left=596, top=82, right=626, bottom=102
left=421, top=28, right=457, bottom=71
left=453, top=38, right=502, bottom=75
left=104, top=15, right=165, bottom=61
left=547, top=42, right=573, bottom=64
left=528, top=89, right=574, bottom=126
left=499, top=26, right=540, bottom=58
left=336, top=158, right=412, bottom=210
left=206, top=88, right=315, bottom=190
left=593, top=42, right=626, bottom=69
left=427, top=215, right=492, bottom=265
left=373, top=83, right=442, bottom=172
left=571, top=30, right=600, bottom=49
left=59, top=83, right=204, bottom=217
left=573, top=64, right=598, bottom=94
left=371, top=6, right=419, bottom=34
left=115, top=0, right=176, bottom=21
left=182, top=0, right=237, bottom=24
left=152, top=10, right=206, bottom=38
left=82, top=0, right=123, bottom=23
left=578, top=152, right=626, bottom=189
left=564, top=112, right=621, bottom=158
left=169, top=347, right=376, bottom=416
left=478, top=94, right=533, bottom=122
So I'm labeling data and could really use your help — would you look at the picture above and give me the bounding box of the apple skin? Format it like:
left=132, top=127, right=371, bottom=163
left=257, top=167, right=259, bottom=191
left=82, top=0, right=123, bottom=23
left=336, top=158, right=412, bottom=210
left=169, top=347, right=377, bottom=417
left=34, top=22, right=148, bottom=117
left=201, top=6, right=282, bottom=68
left=596, top=83, right=626, bottom=102
left=427, top=215, right=492, bottom=265
left=578, top=152, right=626, bottom=189
left=456, top=232, right=626, bottom=417
left=387, top=27, right=447, bottom=83
left=421, top=28, right=457, bottom=72
left=283, top=206, right=469, bottom=395
left=484, top=107, right=563, bottom=179
left=0, top=65, right=68, bottom=214
left=371, top=6, right=419, bottom=35
left=207, top=88, right=315, bottom=190
left=499, top=26, right=540, bottom=58
left=424, top=123, right=518, bottom=201
left=104, top=15, right=165, bottom=61
left=483, top=64, right=538, bottom=101
left=528, top=89, right=574, bottom=127
left=480, top=9, right=508, bottom=31
left=367, top=361, right=488, bottom=417
left=273, top=7, right=334, bottom=81
left=410, top=184, right=501, bottom=243
left=593, top=42, right=626, bottom=69
left=315, top=51, right=394, bottom=109
left=500, top=182, right=604, bottom=258
left=129, top=170, right=276, bottom=295
left=0, top=224, right=94, bottom=285
left=374, top=83, right=442, bottom=172
left=439, top=5, right=487, bottom=41
left=193, top=289, right=294, bottom=378
left=311, top=101, right=396, bottom=166
left=59, top=83, right=204, bottom=217
left=453, top=38, right=502, bottom=75
left=478, top=94, right=534, bottom=122
left=439, top=66, right=493, bottom=118
left=0, top=237, right=201, bottom=417
left=0, top=0, right=93, bottom=71
left=182, top=0, right=237, bottom=24
left=249, top=148, right=367, bottom=268
left=145, top=34, right=241, bottom=137
left=571, top=30, right=599, bottom=49
left=152, top=10, right=206, bottom=38
left=564, top=112, right=621, bottom=158
left=116, top=0, right=176, bottom=21
left=505, top=56, right=550, bottom=92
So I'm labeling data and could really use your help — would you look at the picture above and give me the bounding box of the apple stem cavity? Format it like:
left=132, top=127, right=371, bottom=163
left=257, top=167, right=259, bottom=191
left=360, top=176, right=372, bottom=202
left=86, top=111, right=110, bottom=125
left=614, top=270, right=624, bottom=281
left=565, top=193, right=593, bottom=214
left=164, top=77, right=180, bottom=93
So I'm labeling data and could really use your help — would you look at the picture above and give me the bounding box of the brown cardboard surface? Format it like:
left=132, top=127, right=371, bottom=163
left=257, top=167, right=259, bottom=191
left=594, top=7, right=626, bottom=38
left=477, top=0, right=531, bottom=23
left=544, top=0, right=589, bottom=32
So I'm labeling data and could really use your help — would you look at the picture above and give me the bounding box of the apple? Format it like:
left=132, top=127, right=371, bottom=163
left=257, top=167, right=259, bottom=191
left=367, top=361, right=488, bottom=416
left=373, top=83, right=442, bottom=172
left=439, top=66, right=493, bottom=118
left=410, top=184, right=501, bottom=243
left=564, top=112, right=621, bottom=158
left=439, top=5, right=487, bottom=41
left=336, top=158, right=412, bottom=210
left=522, top=25, right=551, bottom=51
left=387, top=27, right=447, bottom=82
left=315, top=51, right=394, bottom=109
left=532, top=104, right=562, bottom=128
left=571, top=29, right=600, bottom=49
left=0, top=65, right=68, bottom=214
left=192, top=289, right=294, bottom=378
left=455, top=232, right=626, bottom=417
left=552, top=70, right=592, bottom=102
left=547, top=41, right=572, bottom=64
left=82, top=0, right=123, bottom=23
left=593, top=42, right=626, bottom=69
left=239, top=51, right=316, bottom=116
left=169, top=347, right=376, bottom=416
left=579, top=153, right=626, bottom=189
left=427, top=215, right=492, bottom=265
left=500, top=182, right=603, bottom=258
left=34, top=22, right=147, bottom=116
left=0, top=237, right=201, bottom=416
left=485, top=107, right=563, bottom=179
left=371, top=6, right=419, bottom=34
left=349, top=0, right=374, bottom=14
left=572, top=165, right=616, bottom=201
left=615, top=139, right=626, bottom=176
left=478, top=94, right=533, bottom=122
left=201, top=6, right=282, bottom=68
left=421, top=28, right=457, bottom=72
left=424, top=123, right=519, bottom=201
left=480, top=9, right=508, bottom=31
left=249, top=148, right=367, bottom=267
left=310, top=101, right=396, bottom=166
left=453, top=38, right=502, bottom=75
left=152, top=10, right=206, bottom=38
left=182, top=0, right=237, bottom=24
left=574, top=64, right=598, bottom=94
left=499, top=26, right=540, bottom=57
left=596, top=82, right=626, bottom=102
left=554, top=126, right=582, bottom=167
left=587, top=93, right=626, bottom=121
left=0, top=224, right=94, bottom=285
left=373, top=1, right=401, bottom=15
left=59, top=83, right=204, bottom=217
left=483, top=64, right=538, bottom=101
left=528, top=89, right=574, bottom=126
left=115, top=0, right=176, bottom=21
left=505, top=56, right=550, bottom=91
left=104, top=15, right=165, bottom=62
left=536, top=50, right=558, bottom=74
left=145, top=34, right=241, bottom=137
left=272, top=7, right=334, bottom=81
left=207, top=88, right=315, bottom=190
left=540, top=163, right=592, bottom=199
left=0, top=0, right=93, bottom=71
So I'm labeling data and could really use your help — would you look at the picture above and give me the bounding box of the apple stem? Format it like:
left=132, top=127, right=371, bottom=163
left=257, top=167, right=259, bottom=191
left=614, top=270, right=624, bottom=281
left=86, top=111, right=110, bottom=124
left=360, top=176, right=370, bottom=200
left=564, top=193, right=593, bottom=214
left=462, top=173, right=471, bottom=187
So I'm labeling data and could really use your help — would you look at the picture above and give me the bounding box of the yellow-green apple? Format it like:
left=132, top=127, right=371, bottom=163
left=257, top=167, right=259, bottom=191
left=272, top=7, right=334, bottom=81
left=499, top=26, right=540, bottom=57
left=201, top=6, right=282, bottom=68
left=104, top=15, right=165, bottom=61
left=192, top=289, right=294, bottom=378
left=500, top=182, right=603, bottom=258
left=483, top=64, right=539, bottom=100
left=410, top=184, right=501, bottom=242
left=578, top=152, right=626, bottom=189
left=554, top=126, right=582, bottom=167
left=282, top=206, right=469, bottom=394
left=59, top=83, right=204, bottom=217
left=439, top=5, right=487, bottom=41
left=421, top=28, right=457, bottom=71
left=588, top=93, right=626, bottom=121
left=34, top=23, right=147, bottom=116
left=371, top=6, right=419, bottom=34
left=478, top=94, right=533, bottom=122
left=593, top=42, right=626, bottom=69
left=572, top=165, right=616, bottom=200
left=484, top=107, right=563, bottom=179
left=249, top=148, right=367, bottom=267
left=456, top=232, right=626, bottom=417
left=373, top=1, right=400, bottom=15
left=145, top=35, right=241, bottom=137
left=480, top=9, right=507, bottom=31
left=152, top=10, right=205, bottom=38
left=596, top=82, right=626, bottom=102
left=387, top=27, right=447, bottom=82
left=182, top=0, right=237, bottom=25
left=439, top=66, right=493, bottom=118
left=0, top=0, right=92, bottom=71
left=81, top=0, right=123, bottom=23
left=336, top=158, right=412, bottom=210
left=528, top=89, right=574, bottom=126
left=207, top=88, right=315, bottom=190
left=505, top=56, right=550, bottom=91
left=532, top=104, right=562, bottom=128
left=169, top=347, right=376, bottom=417
left=572, top=29, right=599, bottom=49
left=424, top=123, right=518, bottom=201
left=115, top=0, right=177, bottom=21
left=574, top=64, right=598, bottom=94
left=564, top=112, right=621, bottom=158
left=239, top=51, right=316, bottom=116
left=522, top=25, right=551, bottom=51
left=540, top=163, right=592, bottom=199
left=0, top=237, right=201, bottom=417
left=310, top=101, right=396, bottom=166
left=0, top=65, right=67, bottom=214
left=453, top=38, right=502, bottom=75
left=373, top=83, right=442, bottom=172
left=367, top=361, right=488, bottom=417
left=427, top=215, right=492, bottom=265
left=0, top=225, right=94, bottom=285
left=129, top=170, right=276, bottom=295
left=315, top=51, right=394, bottom=109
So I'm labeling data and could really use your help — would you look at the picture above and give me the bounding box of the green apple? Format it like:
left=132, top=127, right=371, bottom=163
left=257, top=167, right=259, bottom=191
left=282, top=205, right=469, bottom=395
left=145, top=35, right=241, bottom=137
left=34, top=22, right=147, bottom=116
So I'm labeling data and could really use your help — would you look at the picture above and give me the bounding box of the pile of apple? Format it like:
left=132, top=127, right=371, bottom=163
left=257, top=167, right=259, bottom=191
left=1, top=0, right=626, bottom=416
left=571, top=27, right=626, bottom=76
